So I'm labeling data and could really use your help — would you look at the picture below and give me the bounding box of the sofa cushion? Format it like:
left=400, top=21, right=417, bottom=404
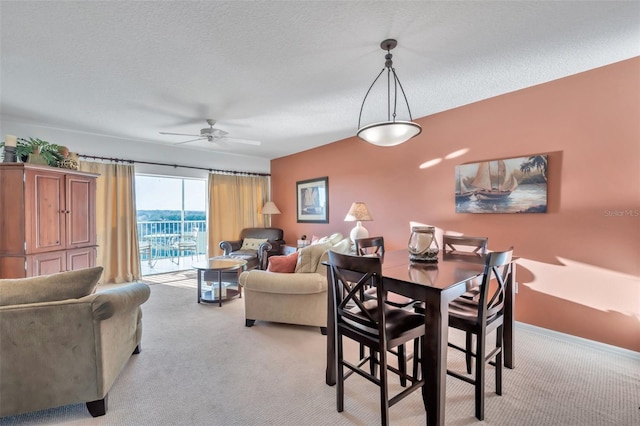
left=240, top=269, right=327, bottom=294
left=0, top=267, right=104, bottom=307
left=295, top=242, right=332, bottom=273
left=240, top=238, right=269, bottom=250
left=331, top=237, right=352, bottom=254
left=267, top=251, right=299, bottom=273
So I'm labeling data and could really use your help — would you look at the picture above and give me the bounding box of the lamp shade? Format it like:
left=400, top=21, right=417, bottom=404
left=344, top=202, right=372, bottom=222
left=262, top=201, right=281, bottom=215
left=357, top=121, right=422, bottom=147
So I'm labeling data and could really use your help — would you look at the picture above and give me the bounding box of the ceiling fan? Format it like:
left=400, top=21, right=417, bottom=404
left=159, top=119, right=261, bottom=146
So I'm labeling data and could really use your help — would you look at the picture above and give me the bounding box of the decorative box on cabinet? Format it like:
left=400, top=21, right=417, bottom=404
left=0, top=163, right=99, bottom=278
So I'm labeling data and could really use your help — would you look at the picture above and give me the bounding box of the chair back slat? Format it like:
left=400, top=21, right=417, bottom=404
left=354, top=236, right=385, bottom=258
left=477, top=248, right=513, bottom=323
left=443, top=235, right=488, bottom=255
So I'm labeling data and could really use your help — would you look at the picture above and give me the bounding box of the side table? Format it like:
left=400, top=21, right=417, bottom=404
left=282, top=245, right=298, bottom=255
left=193, top=256, right=247, bottom=306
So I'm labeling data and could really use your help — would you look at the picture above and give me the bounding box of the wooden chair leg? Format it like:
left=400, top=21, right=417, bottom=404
left=412, top=337, right=421, bottom=380
left=369, top=349, right=379, bottom=377
left=337, top=334, right=345, bottom=413
left=465, top=332, right=473, bottom=373
left=475, top=331, right=486, bottom=421
left=379, top=345, right=390, bottom=426
left=496, top=325, right=503, bottom=395
left=397, top=344, right=407, bottom=387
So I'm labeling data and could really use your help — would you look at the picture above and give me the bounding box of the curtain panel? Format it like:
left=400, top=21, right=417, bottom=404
left=79, top=161, right=141, bottom=283
left=207, top=174, right=269, bottom=257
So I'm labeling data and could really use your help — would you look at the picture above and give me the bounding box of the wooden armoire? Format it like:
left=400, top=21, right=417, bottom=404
left=0, top=163, right=99, bottom=278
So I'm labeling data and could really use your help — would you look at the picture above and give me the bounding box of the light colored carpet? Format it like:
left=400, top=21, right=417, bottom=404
left=1, top=273, right=638, bottom=425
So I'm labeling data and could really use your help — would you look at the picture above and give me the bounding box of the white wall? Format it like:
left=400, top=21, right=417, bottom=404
left=1, top=119, right=270, bottom=179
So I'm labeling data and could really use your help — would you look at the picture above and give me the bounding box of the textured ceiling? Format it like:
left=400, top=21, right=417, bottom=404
left=1, top=1, right=639, bottom=160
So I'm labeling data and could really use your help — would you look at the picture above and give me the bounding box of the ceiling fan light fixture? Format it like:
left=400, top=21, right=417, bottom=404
left=357, top=39, right=422, bottom=147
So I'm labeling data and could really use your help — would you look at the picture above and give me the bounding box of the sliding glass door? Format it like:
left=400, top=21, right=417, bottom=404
left=135, top=175, right=206, bottom=274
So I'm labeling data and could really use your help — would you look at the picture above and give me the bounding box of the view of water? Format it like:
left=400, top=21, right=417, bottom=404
left=455, top=184, right=547, bottom=214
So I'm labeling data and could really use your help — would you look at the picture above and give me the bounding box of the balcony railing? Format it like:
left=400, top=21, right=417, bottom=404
left=137, top=220, right=207, bottom=261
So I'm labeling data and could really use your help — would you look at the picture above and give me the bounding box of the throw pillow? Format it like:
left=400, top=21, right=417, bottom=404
left=0, top=266, right=104, bottom=306
left=240, top=238, right=269, bottom=251
left=327, top=232, right=344, bottom=245
left=267, top=251, right=299, bottom=273
left=331, top=238, right=352, bottom=254
left=295, top=242, right=332, bottom=273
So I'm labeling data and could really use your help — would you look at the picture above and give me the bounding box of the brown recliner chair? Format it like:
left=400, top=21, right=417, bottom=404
left=219, top=227, right=285, bottom=270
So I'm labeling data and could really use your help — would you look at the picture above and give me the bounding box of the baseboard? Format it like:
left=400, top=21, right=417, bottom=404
left=515, top=321, right=640, bottom=360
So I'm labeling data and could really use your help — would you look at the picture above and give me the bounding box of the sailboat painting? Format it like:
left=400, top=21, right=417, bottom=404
left=455, top=154, right=548, bottom=214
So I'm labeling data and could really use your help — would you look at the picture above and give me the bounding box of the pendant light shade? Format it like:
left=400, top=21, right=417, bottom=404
left=357, top=120, right=422, bottom=147
left=357, top=39, right=422, bottom=147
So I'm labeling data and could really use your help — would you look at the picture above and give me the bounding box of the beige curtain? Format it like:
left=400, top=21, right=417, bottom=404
left=79, top=161, right=141, bottom=283
left=208, top=174, right=269, bottom=257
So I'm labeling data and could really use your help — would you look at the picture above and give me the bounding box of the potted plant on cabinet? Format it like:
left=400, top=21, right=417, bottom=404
left=15, top=138, right=64, bottom=166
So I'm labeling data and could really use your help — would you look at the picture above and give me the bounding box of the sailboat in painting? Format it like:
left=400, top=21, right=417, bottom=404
left=455, top=170, right=474, bottom=201
left=472, top=160, right=518, bottom=200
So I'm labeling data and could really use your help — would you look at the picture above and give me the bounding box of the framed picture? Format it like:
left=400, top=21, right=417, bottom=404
left=455, top=154, right=548, bottom=214
left=296, top=177, right=329, bottom=223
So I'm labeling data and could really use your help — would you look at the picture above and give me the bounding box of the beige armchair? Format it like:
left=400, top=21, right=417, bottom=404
left=0, top=267, right=151, bottom=418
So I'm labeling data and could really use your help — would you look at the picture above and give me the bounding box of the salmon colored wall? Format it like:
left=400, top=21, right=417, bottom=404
left=270, top=57, right=640, bottom=352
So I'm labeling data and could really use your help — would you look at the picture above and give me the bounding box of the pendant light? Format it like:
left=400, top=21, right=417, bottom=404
left=357, top=39, right=422, bottom=146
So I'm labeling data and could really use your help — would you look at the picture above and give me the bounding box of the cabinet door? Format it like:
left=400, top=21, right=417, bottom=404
left=67, top=247, right=96, bottom=271
left=66, top=175, right=96, bottom=248
left=29, top=251, right=66, bottom=276
left=25, top=169, right=65, bottom=253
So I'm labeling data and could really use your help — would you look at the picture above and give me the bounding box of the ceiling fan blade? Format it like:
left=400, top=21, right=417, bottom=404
left=159, top=132, right=201, bottom=137
left=217, top=137, right=261, bottom=146
left=174, top=137, right=207, bottom=145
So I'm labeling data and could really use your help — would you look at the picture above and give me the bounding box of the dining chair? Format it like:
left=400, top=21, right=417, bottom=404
left=442, top=235, right=488, bottom=299
left=441, top=235, right=491, bottom=373
left=446, top=247, right=513, bottom=421
left=138, top=240, right=153, bottom=267
left=355, top=236, right=415, bottom=386
left=171, top=229, right=199, bottom=265
left=327, top=251, right=425, bottom=425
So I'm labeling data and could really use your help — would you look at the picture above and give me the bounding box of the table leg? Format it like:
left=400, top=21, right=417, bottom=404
left=218, top=270, right=223, bottom=307
left=504, top=262, right=516, bottom=369
left=423, top=295, right=449, bottom=426
left=197, top=269, right=202, bottom=303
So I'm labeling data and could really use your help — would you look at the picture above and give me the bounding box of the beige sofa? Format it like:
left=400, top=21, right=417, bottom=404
left=239, top=233, right=351, bottom=334
left=0, top=267, right=151, bottom=418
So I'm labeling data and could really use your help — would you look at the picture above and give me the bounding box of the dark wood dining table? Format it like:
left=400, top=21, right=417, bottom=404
left=325, top=249, right=517, bottom=426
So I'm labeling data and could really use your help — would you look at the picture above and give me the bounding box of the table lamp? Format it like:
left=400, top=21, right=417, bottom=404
left=344, top=202, right=373, bottom=242
left=261, top=201, right=281, bottom=226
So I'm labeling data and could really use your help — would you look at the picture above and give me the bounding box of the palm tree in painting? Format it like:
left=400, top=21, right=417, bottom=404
left=520, top=155, right=547, bottom=181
